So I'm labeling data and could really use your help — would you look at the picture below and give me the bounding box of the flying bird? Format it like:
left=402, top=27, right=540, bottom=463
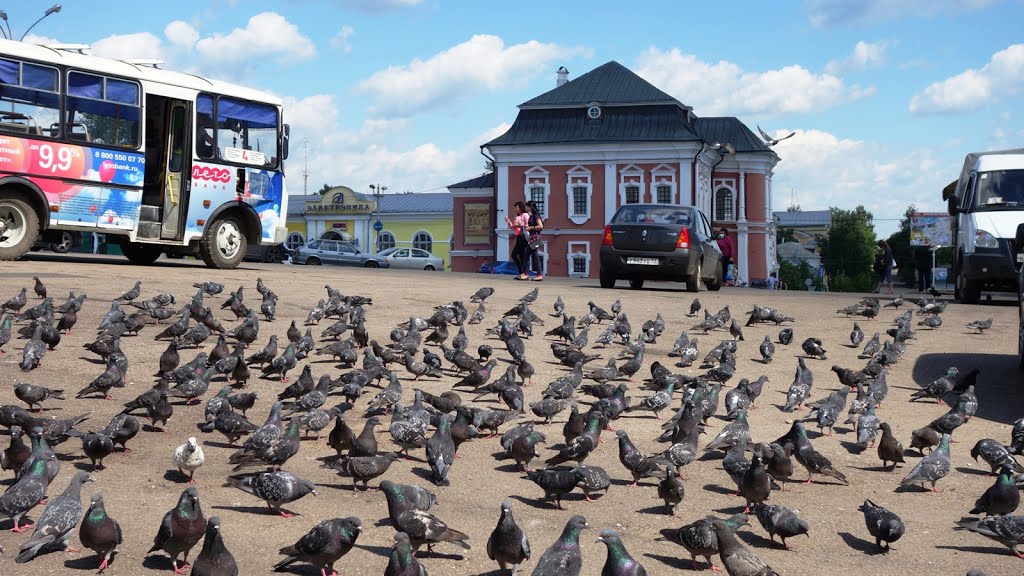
left=757, top=125, right=795, bottom=146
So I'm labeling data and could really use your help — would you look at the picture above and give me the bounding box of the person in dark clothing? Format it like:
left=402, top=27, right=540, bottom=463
left=874, top=239, right=894, bottom=294
left=525, top=200, right=544, bottom=281
left=915, top=245, right=933, bottom=292
left=504, top=201, right=530, bottom=279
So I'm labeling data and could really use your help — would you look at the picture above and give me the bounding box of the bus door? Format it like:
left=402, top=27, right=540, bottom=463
left=160, top=102, right=191, bottom=239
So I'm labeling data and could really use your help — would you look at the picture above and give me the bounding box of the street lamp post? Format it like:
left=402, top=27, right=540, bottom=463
left=369, top=183, right=386, bottom=251
left=19, top=4, right=61, bottom=41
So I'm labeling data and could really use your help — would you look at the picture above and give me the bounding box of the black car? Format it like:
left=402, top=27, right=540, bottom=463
left=599, top=204, right=723, bottom=291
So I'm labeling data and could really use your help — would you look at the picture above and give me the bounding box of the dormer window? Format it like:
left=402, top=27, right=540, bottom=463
left=587, top=105, right=601, bottom=119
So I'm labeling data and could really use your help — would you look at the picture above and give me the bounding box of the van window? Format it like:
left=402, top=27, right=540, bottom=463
left=974, top=170, right=1024, bottom=210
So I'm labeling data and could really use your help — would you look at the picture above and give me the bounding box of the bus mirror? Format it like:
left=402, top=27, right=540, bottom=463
left=281, top=124, right=290, bottom=160
left=947, top=195, right=960, bottom=215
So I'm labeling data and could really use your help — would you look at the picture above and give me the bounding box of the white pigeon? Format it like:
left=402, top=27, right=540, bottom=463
left=171, top=436, right=205, bottom=483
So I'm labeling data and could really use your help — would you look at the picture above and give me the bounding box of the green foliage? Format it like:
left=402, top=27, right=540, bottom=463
left=778, top=258, right=824, bottom=291
left=888, top=205, right=916, bottom=284
left=318, top=183, right=332, bottom=195
left=786, top=205, right=802, bottom=212
left=819, top=206, right=877, bottom=292
left=776, top=227, right=797, bottom=244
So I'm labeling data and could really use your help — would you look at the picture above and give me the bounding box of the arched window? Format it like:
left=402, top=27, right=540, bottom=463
left=376, top=231, right=396, bottom=251
left=413, top=231, right=433, bottom=253
left=286, top=232, right=305, bottom=251
left=715, top=187, right=735, bottom=221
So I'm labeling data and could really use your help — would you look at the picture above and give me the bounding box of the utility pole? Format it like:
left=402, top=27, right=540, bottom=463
left=302, top=137, right=309, bottom=195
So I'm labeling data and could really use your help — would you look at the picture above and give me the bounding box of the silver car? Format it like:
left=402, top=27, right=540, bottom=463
left=293, top=239, right=389, bottom=268
left=377, top=247, right=444, bottom=271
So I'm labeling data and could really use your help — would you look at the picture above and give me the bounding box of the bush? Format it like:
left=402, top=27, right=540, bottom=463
left=829, top=271, right=876, bottom=293
left=778, top=259, right=825, bottom=291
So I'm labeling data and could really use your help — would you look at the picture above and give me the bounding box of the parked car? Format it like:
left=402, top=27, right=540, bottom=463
left=376, top=247, right=444, bottom=270
left=292, top=239, right=390, bottom=268
left=477, top=260, right=519, bottom=275
left=598, top=204, right=723, bottom=291
left=244, top=243, right=290, bottom=263
left=32, top=230, right=77, bottom=253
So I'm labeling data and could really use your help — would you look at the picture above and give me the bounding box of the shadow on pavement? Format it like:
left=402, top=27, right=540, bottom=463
left=911, top=352, right=1022, bottom=425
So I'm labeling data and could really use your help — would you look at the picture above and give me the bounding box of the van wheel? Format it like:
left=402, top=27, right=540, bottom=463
left=121, top=242, right=164, bottom=265
left=0, top=194, right=39, bottom=261
left=957, top=273, right=980, bottom=304
left=200, top=216, right=247, bottom=269
left=629, top=279, right=645, bottom=290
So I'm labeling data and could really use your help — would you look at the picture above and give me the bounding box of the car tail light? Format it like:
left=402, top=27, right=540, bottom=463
left=602, top=225, right=613, bottom=246
left=676, top=228, right=690, bottom=248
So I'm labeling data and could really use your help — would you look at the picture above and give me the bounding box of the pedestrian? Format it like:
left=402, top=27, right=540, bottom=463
left=767, top=271, right=779, bottom=290
left=874, top=239, right=894, bottom=294
left=504, top=201, right=530, bottom=280
left=915, top=244, right=933, bottom=292
left=716, top=228, right=734, bottom=285
left=525, top=200, right=544, bottom=281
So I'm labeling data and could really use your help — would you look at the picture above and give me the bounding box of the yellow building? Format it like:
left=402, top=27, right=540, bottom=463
left=285, top=186, right=453, bottom=269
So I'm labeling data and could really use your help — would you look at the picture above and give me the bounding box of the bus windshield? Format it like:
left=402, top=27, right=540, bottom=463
left=197, top=94, right=278, bottom=168
left=974, top=169, right=1024, bottom=211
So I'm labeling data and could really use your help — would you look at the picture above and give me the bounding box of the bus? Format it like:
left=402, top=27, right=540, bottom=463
left=0, top=38, right=289, bottom=268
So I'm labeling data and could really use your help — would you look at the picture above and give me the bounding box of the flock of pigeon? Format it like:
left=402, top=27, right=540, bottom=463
left=0, top=271, right=1021, bottom=576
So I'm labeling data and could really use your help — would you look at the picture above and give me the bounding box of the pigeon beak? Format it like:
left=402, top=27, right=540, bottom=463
left=595, top=537, right=605, bottom=543
left=311, top=490, right=318, bottom=497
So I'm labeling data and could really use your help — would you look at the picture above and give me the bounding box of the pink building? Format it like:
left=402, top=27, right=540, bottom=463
left=449, top=61, right=780, bottom=282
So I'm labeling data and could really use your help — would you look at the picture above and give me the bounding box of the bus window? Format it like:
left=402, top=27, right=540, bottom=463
left=0, top=58, right=59, bottom=137
left=216, top=97, right=278, bottom=168
left=66, top=71, right=140, bottom=148
left=168, top=106, right=186, bottom=173
left=196, top=94, right=214, bottom=159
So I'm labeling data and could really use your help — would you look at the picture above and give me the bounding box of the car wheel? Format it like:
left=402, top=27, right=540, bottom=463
left=0, top=194, right=40, bottom=261
left=424, top=265, right=435, bottom=271
left=629, top=279, right=645, bottom=290
left=263, top=246, right=281, bottom=263
left=121, top=242, right=164, bottom=265
left=199, top=216, right=247, bottom=269
left=51, top=231, right=73, bottom=254
left=364, top=261, right=379, bottom=268
left=306, top=257, right=321, bottom=266
left=599, top=270, right=616, bottom=288
left=706, top=263, right=723, bottom=291
left=686, top=261, right=702, bottom=292
left=957, top=273, right=980, bottom=304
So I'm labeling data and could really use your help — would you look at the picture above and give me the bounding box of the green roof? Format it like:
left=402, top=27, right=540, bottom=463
left=521, top=61, right=684, bottom=109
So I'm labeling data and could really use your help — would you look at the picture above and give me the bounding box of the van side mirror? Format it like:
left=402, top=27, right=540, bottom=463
left=1015, top=223, right=1024, bottom=254
left=947, top=195, right=961, bottom=215
left=281, top=124, right=290, bottom=160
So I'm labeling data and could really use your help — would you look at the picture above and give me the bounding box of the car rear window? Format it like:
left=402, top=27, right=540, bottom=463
left=613, top=205, right=691, bottom=225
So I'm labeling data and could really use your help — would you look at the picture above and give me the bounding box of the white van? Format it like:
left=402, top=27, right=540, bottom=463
left=946, top=149, right=1024, bottom=303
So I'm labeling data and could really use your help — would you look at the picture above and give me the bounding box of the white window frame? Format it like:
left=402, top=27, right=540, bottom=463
left=652, top=163, right=677, bottom=204
left=566, top=240, right=591, bottom=278
left=412, top=230, right=433, bottom=253
left=714, top=178, right=737, bottom=222
left=565, top=165, right=592, bottom=225
left=524, top=166, right=549, bottom=220
left=376, top=230, right=396, bottom=251
left=286, top=232, right=305, bottom=252
left=618, top=164, right=645, bottom=206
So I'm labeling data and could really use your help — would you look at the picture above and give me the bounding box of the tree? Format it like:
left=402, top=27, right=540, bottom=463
left=887, top=205, right=915, bottom=285
left=786, top=204, right=802, bottom=212
left=819, top=206, right=877, bottom=292
left=318, top=183, right=332, bottom=195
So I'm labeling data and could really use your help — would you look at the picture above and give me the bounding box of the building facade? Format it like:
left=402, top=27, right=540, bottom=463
left=449, top=62, right=780, bottom=283
left=286, top=186, right=453, bottom=269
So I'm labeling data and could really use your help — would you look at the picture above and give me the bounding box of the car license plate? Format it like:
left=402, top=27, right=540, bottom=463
left=1017, top=253, right=1024, bottom=263
left=627, top=257, right=658, bottom=265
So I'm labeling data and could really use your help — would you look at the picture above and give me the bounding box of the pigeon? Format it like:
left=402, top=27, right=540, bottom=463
left=918, top=315, right=942, bottom=329
left=877, top=423, right=906, bottom=470
left=740, top=451, right=773, bottom=513
left=712, top=518, right=779, bottom=576
left=970, top=466, right=1020, bottom=516
left=765, top=442, right=794, bottom=491
left=1, top=426, right=30, bottom=477
left=0, top=452, right=51, bottom=531
left=147, top=487, right=205, bottom=574
left=15, top=471, right=91, bottom=563
left=901, top=433, right=951, bottom=491
left=2, top=287, right=28, bottom=312
left=801, top=337, right=827, bottom=359
left=426, top=414, right=456, bottom=486
left=81, top=432, right=115, bottom=471
left=115, top=280, right=141, bottom=302
left=487, top=500, right=531, bottom=576
left=510, top=431, right=547, bottom=472
left=659, top=514, right=749, bottom=571
left=860, top=499, right=905, bottom=551
left=530, top=514, right=587, bottom=576
left=172, top=437, right=205, bottom=483
left=595, top=530, right=647, bottom=576
left=13, top=381, right=65, bottom=411
left=910, top=425, right=942, bottom=454
left=850, top=322, right=864, bottom=346
left=911, top=367, right=959, bottom=403
left=971, top=439, right=1024, bottom=475
left=229, top=417, right=300, bottom=471
left=751, top=503, right=809, bottom=550
left=20, top=325, right=46, bottom=371
left=190, top=516, right=237, bottom=576
left=192, top=281, right=224, bottom=296
left=572, top=465, right=611, bottom=502
left=274, top=517, right=362, bottom=574
left=955, top=515, right=1024, bottom=558
left=394, top=508, right=471, bottom=553
left=78, top=493, right=123, bottom=574
left=759, top=335, right=775, bottom=363
left=658, top=465, right=685, bottom=516
left=616, top=429, right=665, bottom=486
left=226, top=471, right=316, bottom=517
left=859, top=332, right=881, bottom=358
left=778, top=328, right=793, bottom=345
left=806, top=387, right=849, bottom=436
left=325, top=453, right=401, bottom=491
left=470, top=287, right=495, bottom=303
left=379, top=480, right=438, bottom=527
left=687, top=298, right=701, bottom=317
left=385, top=532, right=427, bottom=576
left=966, top=318, right=993, bottom=334
left=527, top=467, right=578, bottom=510
left=792, top=423, right=848, bottom=484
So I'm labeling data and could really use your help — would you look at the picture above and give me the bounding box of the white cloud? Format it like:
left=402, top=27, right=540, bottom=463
left=22, top=34, right=60, bottom=46
left=89, top=32, right=164, bottom=60
left=330, top=25, right=355, bottom=53
left=164, top=21, right=199, bottom=51
left=634, top=48, right=874, bottom=118
left=771, top=129, right=951, bottom=237
left=356, top=34, right=588, bottom=118
left=825, top=41, right=889, bottom=74
left=195, top=12, right=315, bottom=72
left=806, top=0, right=998, bottom=27
left=909, top=43, right=1024, bottom=114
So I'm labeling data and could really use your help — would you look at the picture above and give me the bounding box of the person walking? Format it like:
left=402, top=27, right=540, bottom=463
left=716, top=228, right=735, bottom=285
left=504, top=201, right=530, bottom=280
left=525, top=201, right=544, bottom=281
left=915, top=244, right=933, bottom=292
left=874, top=239, right=894, bottom=294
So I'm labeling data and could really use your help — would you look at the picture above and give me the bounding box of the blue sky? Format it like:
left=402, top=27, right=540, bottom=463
left=14, top=0, right=1024, bottom=237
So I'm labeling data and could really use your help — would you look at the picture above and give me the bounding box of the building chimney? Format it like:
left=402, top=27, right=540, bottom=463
left=556, top=66, right=569, bottom=87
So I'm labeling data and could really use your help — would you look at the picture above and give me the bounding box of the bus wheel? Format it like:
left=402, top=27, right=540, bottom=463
left=200, top=216, right=247, bottom=269
left=0, top=194, right=39, bottom=261
left=121, top=242, right=163, bottom=265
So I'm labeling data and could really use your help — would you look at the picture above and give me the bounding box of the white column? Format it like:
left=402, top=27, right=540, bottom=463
left=306, top=218, right=315, bottom=241
left=604, top=163, right=616, bottom=223
left=737, top=221, right=749, bottom=285
left=496, top=163, right=510, bottom=261
left=765, top=171, right=774, bottom=274
left=738, top=169, right=747, bottom=222
left=679, top=161, right=692, bottom=205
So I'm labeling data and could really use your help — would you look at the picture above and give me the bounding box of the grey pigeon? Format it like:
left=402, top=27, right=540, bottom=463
left=15, top=471, right=91, bottom=563
left=659, top=514, right=748, bottom=571
left=970, top=466, right=1020, bottom=516
left=147, top=487, right=205, bottom=574
left=596, top=529, right=647, bottom=576
left=658, top=464, right=685, bottom=516
left=955, top=515, right=1024, bottom=558
left=712, top=518, right=780, bottom=575
left=793, top=423, right=848, bottom=484
left=971, top=438, right=1024, bottom=475
left=751, top=503, right=809, bottom=549
left=190, top=516, right=237, bottom=576
left=901, top=433, right=951, bottom=491
left=379, top=480, right=438, bottom=525
left=79, top=493, right=122, bottom=573
left=487, top=500, right=531, bottom=576
left=850, top=322, right=864, bottom=346
left=0, top=451, right=52, bottom=531
left=527, top=467, right=578, bottom=510
left=530, top=514, right=587, bottom=576
left=324, top=453, right=400, bottom=491
left=394, top=508, right=471, bottom=553
left=615, top=429, right=664, bottom=486
left=426, top=414, right=456, bottom=486
left=385, top=532, right=427, bottom=576
left=759, top=335, right=774, bottom=363
left=274, top=517, right=362, bottom=574
left=226, top=471, right=316, bottom=517
left=966, top=318, right=993, bottom=333
left=572, top=465, right=611, bottom=502
left=860, top=499, right=905, bottom=551
left=13, top=381, right=65, bottom=411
